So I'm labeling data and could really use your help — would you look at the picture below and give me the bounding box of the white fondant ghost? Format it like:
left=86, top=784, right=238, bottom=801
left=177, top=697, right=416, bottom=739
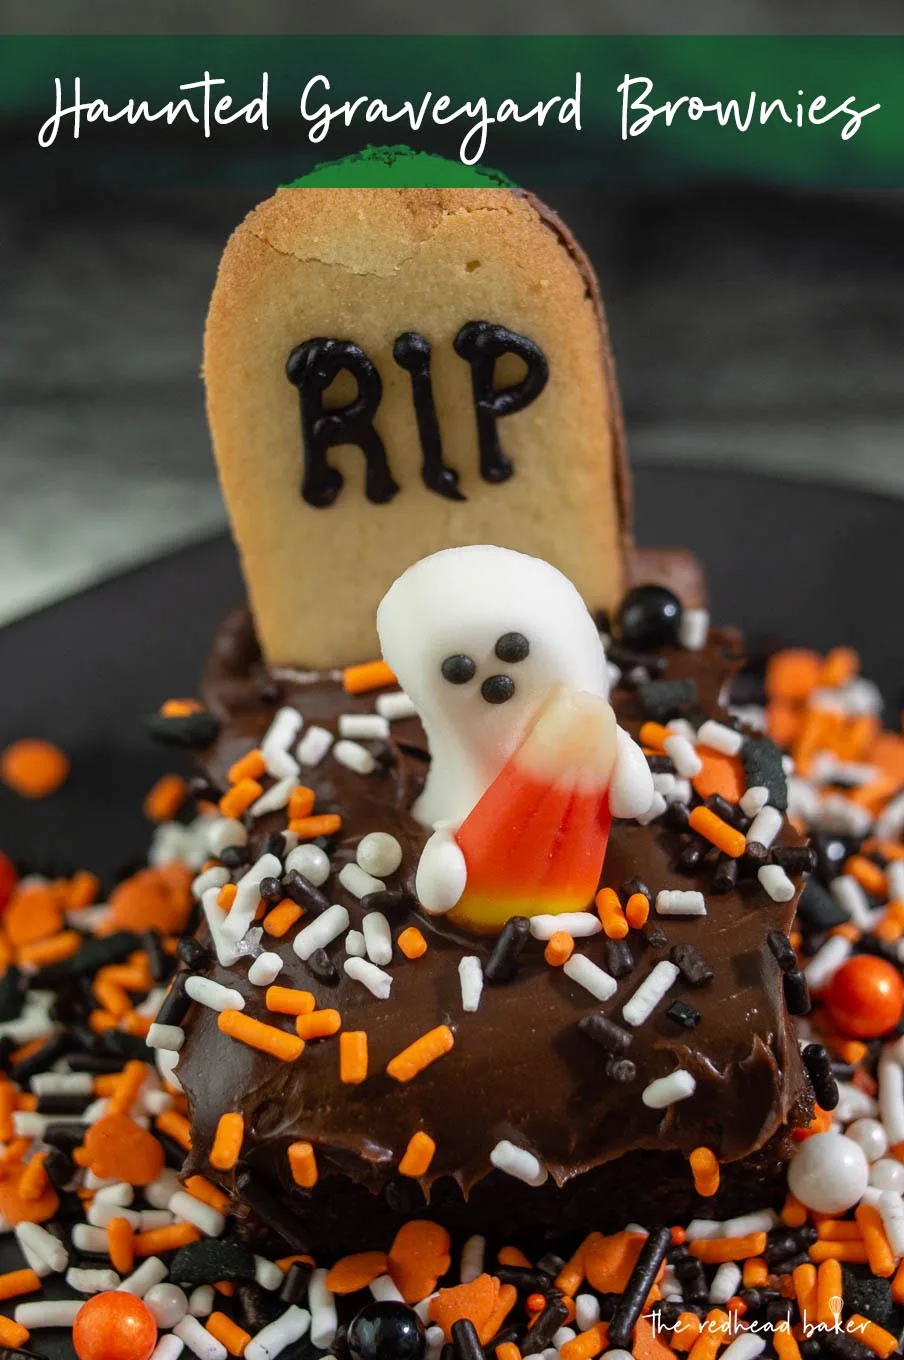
left=377, top=546, right=655, bottom=918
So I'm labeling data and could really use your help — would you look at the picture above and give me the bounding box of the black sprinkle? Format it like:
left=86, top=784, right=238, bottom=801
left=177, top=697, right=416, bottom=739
left=0, top=1348, right=52, bottom=1360
left=496, top=1266, right=559, bottom=1293
left=32, top=931, right=141, bottom=989
left=169, top=1236, right=256, bottom=1285
left=236, top=1173, right=313, bottom=1252
left=451, top=1319, right=483, bottom=1360
left=604, top=937, right=635, bottom=979
left=177, top=937, right=211, bottom=970
left=279, top=1259, right=313, bottom=1305
left=522, top=1300, right=568, bottom=1355
left=670, top=943, right=714, bottom=987
left=767, top=931, right=797, bottom=972
left=772, top=845, right=817, bottom=876
left=238, top=1282, right=282, bottom=1333
left=637, top=678, right=699, bottom=722
left=798, top=879, right=849, bottom=931
left=647, top=755, right=675, bottom=773
left=306, top=948, right=340, bottom=986
left=484, top=916, right=531, bottom=984
left=675, top=1255, right=708, bottom=1301
left=0, top=966, right=25, bottom=1023
left=606, top=1057, right=637, bottom=1083
left=621, top=877, right=652, bottom=905
left=360, top=888, right=418, bottom=914
left=743, top=843, right=769, bottom=872
left=666, top=1000, right=700, bottom=1029
left=705, top=794, right=741, bottom=826
left=42, top=1122, right=89, bottom=1152
left=711, top=855, right=739, bottom=895
left=36, top=1093, right=90, bottom=1116
left=677, top=840, right=707, bottom=872
left=578, top=1013, right=633, bottom=1055
left=803, top=1043, right=839, bottom=1110
left=742, top=738, right=788, bottom=811
left=141, top=929, right=170, bottom=983
left=608, top=1226, right=671, bottom=1350
left=220, top=846, right=250, bottom=869
left=96, top=1031, right=156, bottom=1063
left=783, top=969, right=812, bottom=1016
left=282, top=870, right=329, bottom=916
left=43, top=1144, right=76, bottom=1192
left=643, top=922, right=669, bottom=951
left=263, top=833, right=288, bottom=858
left=535, top=1253, right=565, bottom=1278
left=155, top=971, right=190, bottom=1029
left=10, top=1033, right=69, bottom=1085
left=665, top=802, right=691, bottom=831
left=145, top=709, right=220, bottom=747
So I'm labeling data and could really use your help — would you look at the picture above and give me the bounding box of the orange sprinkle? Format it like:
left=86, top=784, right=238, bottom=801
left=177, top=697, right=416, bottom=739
left=343, top=659, right=396, bottom=694
left=846, top=1316, right=898, bottom=1360
left=93, top=976, right=131, bottom=1018
left=559, top=1323, right=609, bottom=1360
left=228, top=749, right=267, bottom=785
left=210, top=1112, right=244, bottom=1171
left=687, top=1309, right=730, bottom=1360
left=398, top=1131, right=436, bottom=1178
left=17, top=1152, right=48, bottom=1203
left=792, top=1262, right=818, bottom=1329
left=671, top=1312, right=703, bottom=1353
left=774, top=1326, right=802, bottom=1360
left=108, top=1215, right=135, bottom=1275
left=625, top=892, right=650, bottom=929
left=266, top=986, right=316, bottom=1016
left=288, top=814, right=342, bottom=840
left=155, top=1109, right=192, bottom=1151
left=206, top=1312, right=251, bottom=1357
left=815, top=1220, right=863, bottom=1241
left=296, top=1009, right=341, bottom=1040
left=109, top=1060, right=148, bottom=1117
left=0, top=1316, right=31, bottom=1349
left=496, top=1345, right=522, bottom=1360
left=689, top=1146, right=720, bottom=1197
left=262, top=901, right=303, bottom=937
left=893, top=1256, right=904, bottom=1305
left=5, top=884, right=63, bottom=947
left=398, top=926, right=428, bottom=960
left=689, top=1232, right=767, bottom=1263
left=219, top=778, right=263, bottom=819
left=781, top=1193, right=808, bottom=1228
left=288, top=786, right=316, bottom=821
left=845, top=854, right=887, bottom=898
left=544, top=931, right=575, bottom=967
left=217, top=882, right=238, bottom=910
left=218, top=1009, right=304, bottom=1061
left=0, top=738, right=69, bottom=798
left=817, top=1259, right=843, bottom=1328
left=688, top=805, right=747, bottom=858
left=809, top=1240, right=869, bottom=1264
left=15, top=930, right=81, bottom=969
left=639, top=721, right=669, bottom=752
left=134, top=1222, right=202, bottom=1257
left=287, top=1140, right=318, bottom=1188
left=0, top=1267, right=41, bottom=1301
left=160, top=698, right=204, bottom=718
left=595, top=887, right=627, bottom=939
left=184, top=1175, right=230, bottom=1214
left=0, top=1084, right=15, bottom=1141
left=766, top=649, right=822, bottom=702
left=855, top=1203, right=896, bottom=1277
left=820, top=646, right=859, bottom=688
left=143, top=773, right=189, bottom=823
left=555, top=1234, right=595, bottom=1295
left=340, top=1031, right=368, bottom=1084
left=387, top=1025, right=454, bottom=1083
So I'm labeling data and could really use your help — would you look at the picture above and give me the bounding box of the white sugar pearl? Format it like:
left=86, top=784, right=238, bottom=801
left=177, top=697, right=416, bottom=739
left=356, top=832, right=403, bottom=878
left=869, top=1158, right=904, bottom=1193
left=846, top=1117, right=888, bottom=1163
left=284, top=843, right=330, bottom=887
left=144, top=1283, right=189, bottom=1328
left=787, top=1132, right=869, bottom=1214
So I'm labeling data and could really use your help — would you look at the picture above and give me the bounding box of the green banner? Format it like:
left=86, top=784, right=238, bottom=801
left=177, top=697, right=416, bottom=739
left=4, top=35, right=902, bottom=188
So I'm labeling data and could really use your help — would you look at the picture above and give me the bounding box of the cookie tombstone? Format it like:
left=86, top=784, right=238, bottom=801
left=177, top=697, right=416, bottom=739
left=204, top=183, right=630, bottom=668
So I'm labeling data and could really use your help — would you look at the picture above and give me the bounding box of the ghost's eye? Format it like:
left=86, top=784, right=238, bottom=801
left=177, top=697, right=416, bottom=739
left=495, top=632, right=530, bottom=663
left=441, top=654, right=477, bottom=685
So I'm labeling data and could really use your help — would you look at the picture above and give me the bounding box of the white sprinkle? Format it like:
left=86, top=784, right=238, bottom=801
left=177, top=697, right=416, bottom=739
left=245, top=1306, right=311, bottom=1360
left=169, top=1190, right=225, bottom=1238
left=554, top=1329, right=577, bottom=1349
left=207, top=818, right=248, bottom=855
left=375, top=690, right=417, bottom=720
left=254, top=1256, right=284, bottom=1291
left=31, top=1071, right=93, bottom=1096
left=144, top=1283, right=189, bottom=1329
left=144, top=1169, right=183, bottom=1210
left=830, top=874, right=875, bottom=928
left=656, top=890, right=706, bottom=916
left=201, top=888, right=243, bottom=968
left=670, top=778, right=692, bottom=805
left=668, top=718, right=697, bottom=741
left=339, top=713, right=390, bottom=740
left=262, top=707, right=304, bottom=771
left=642, top=1069, right=697, bottom=1108
left=746, top=806, right=783, bottom=850
left=653, top=773, right=676, bottom=798
left=362, top=912, right=393, bottom=966
left=248, top=952, right=283, bottom=986
left=222, top=852, right=283, bottom=943
left=345, top=930, right=367, bottom=958
left=879, top=1053, right=904, bottom=1146
left=459, top=956, right=484, bottom=1013
left=192, top=865, right=230, bottom=898
left=663, top=734, right=702, bottom=777
left=563, top=954, right=617, bottom=1002
left=490, top=1139, right=548, bottom=1187
left=152, top=1337, right=186, bottom=1360
left=284, top=843, right=331, bottom=886
left=16, top=1220, right=69, bottom=1272
left=370, top=1274, right=405, bottom=1303
left=334, top=739, right=377, bottom=775
left=805, top=933, right=852, bottom=991
left=344, top=956, right=393, bottom=1000
left=118, top=1255, right=169, bottom=1296
left=686, top=1220, right=724, bottom=1240
left=140, top=1210, right=174, bottom=1231
left=757, top=864, right=795, bottom=903
left=66, top=1267, right=120, bottom=1294
left=888, top=860, right=904, bottom=903
left=297, top=725, right=333, bottom=767
left=185, top=976, right=246, bottom=1013
left=636, top=791, right=667, bottom=826
left=250, top=776, right=298, bottom=818
left=94, top=1182, right=135, bottom=1207
left=71, top=1224, right=110, bottom=1254
left=146, top=1022, right=185, bottom=1053
left=719, top=1335, right=766, bottom=1360
left=415, top=1296, right=439, bottom=1324
left=87, top=1201, right=141, bottom=1229
left=679, top=608, right=709, bottom=651
left=575, top=1294, right=601, bottom=1331
left=877, top=794, right=904, bottom=841
left=357, top=831, right=403, bottom=878
left=529, top=912, right=601, bottom=940
left=174, top=1315, right=227, bottom=1360
left=293, top=904, right=349, bottom=961
left=696, top=720, right=743, bottom=757
left=309, top=1268, right=338, bottom=1349
left=739, top=785, right=770, bottom=817
left=603, top=1349, right=636, bottom=1360
left=15, top=1301, right=83, bottom=1328
left=622, top=960, right=680, bottom=1027
left=460, top=1234, right=486, bottom=1283
left=338, top=862, right=385, bottom=899
left=189, top=1285, right=216, bottom=1317
left=878, top=1190, right=904, bottom=1259
left=722, top=1210, right=779, bottom=1236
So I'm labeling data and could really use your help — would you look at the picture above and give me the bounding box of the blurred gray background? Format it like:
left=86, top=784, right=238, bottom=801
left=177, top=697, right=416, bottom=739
left=2, top=0, right=902, bottom=626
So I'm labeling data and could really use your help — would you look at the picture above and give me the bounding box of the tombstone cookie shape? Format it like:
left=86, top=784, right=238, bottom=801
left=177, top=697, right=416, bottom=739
left=204, top=183, right=631, bottom=668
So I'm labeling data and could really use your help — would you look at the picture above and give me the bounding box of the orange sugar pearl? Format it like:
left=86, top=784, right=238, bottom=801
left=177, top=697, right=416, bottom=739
left=289, top=814, right=342, bottom=840
left=134, top=1222, right=202, bottom=1257
left=16, top=930, right=81, bottom=969
left=287, top=1140, right=318, bottom=1188
left=287, top=786, right=316, bottom=821
left=143, top=773, right=189, bottom=823
left=263, top=901, right=303, bottom=937
left=670, top=1226, right=688, bottom=1246
left=210, top=1112, right=244, bottom=1171
left=595, top=887, right=627, bottom=939
left=0, top=1317, right=31, bottom=1349
left=398, top=1131, right=436, bottom=1178
left=526, top=1294, right=546, bottom=1314
left=107, top=1215, right=135, bottom=1275
left=266, top=986, right=316, bottom=1016
left=0, top=738, right=69, bottom=798
left=156, top=1109, right=192, bottom=1150
left=0, top=1267, right=42, bottom=1301
left=219, top=778, right=263, bottom=819
left=689, top=1232, right=767, bottom=1263
left=227, top=748, right=267, bottom=785
left=217, top=882, right=238, bottom=910
left=544, top=931, right=574, bottom=967
left=184, top=1175, right=230, bottom=1214
left=397, top=926, right=428, bottom=960
left=206, top=1312, right=252, bottom=1358
left=296, top=1009, right=342, bottom=1040
left=689, top=1146, right=720, bottom=1197
left=688, top=805, right=747, bottom=858
left=386, top=1024, right=454, bottom=1083
left=340, top=1031, right=368, bottom=1084
left=343, top=659, right=396, bottom=694
left=218, top=1009, right=304, bottom=1061
left=625, top=892, right=650, bottom=929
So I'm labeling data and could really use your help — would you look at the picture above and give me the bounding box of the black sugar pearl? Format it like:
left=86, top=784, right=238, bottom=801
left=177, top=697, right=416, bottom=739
left=155, top=971, right=190, bottom=1029
left=617, top=585, right=683, bottom=651
left=784, top=968, right=811, bottom=1016
left=177, top=937, right=210, bottom=970
left=710, top=855, right=738, bottom=895
left=282, top=870, right=329, bottom=916
left=450, top=1319, right=482, bottom=1360
left=145, top=709, right=220, bottom=747
left=803, top=1043, right=839, bottom=1110
left=578, top=1013, right=633, bottom=1054
left=670, top=943, right=714, bottom=987
left=236, top=1173, right=312, bottom=1252
left=766, top=1299, right=794, bottom=1327
left=220, top=845, right=250, bottom=869
left=259, top=876, right=283, bottom=903
left=738, top=1288, right=764, bottom=1312
left=604, top=937, right=635, bottom=979
left=481, top=674, right=515, bottom=704
left=606, top=1057, right=637, bottom=1083
left=522, top=1300, right=568, bottom=1355
left=495, top=632, right=530, bottom=663
left=441, top=654, right=476, bottom=685
left=772, top=845, right=817, bottom=875
left=279, top=1259, right=313, bottom=1305
left=666, top=1000, right=700, bottom=1029
left=763, top=1231, right=806, bottom=1266
left=800, top=1341, right=823, bottom=1360
left=621, top=877, right=652, bottom=905
left=170, top=1236, right=256, bottom=1285
left=484, top=916, right=530, bottom=984
left=637, top=678, right=698, bottom=723
left=607, top=1226, right=671, bottom=1350
left=768, top=931, right=797, bottom=972
left=348, top=1302, right=426, bottom=1360
left=643, top=922, right=669, bottom=951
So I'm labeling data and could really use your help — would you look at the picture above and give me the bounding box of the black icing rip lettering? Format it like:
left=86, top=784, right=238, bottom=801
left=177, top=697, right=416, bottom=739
left=453, top=321, right=549, bottom=484
left=286, top=339, right=400, bottom=508
left=392, top=331, right=465, bottom=503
